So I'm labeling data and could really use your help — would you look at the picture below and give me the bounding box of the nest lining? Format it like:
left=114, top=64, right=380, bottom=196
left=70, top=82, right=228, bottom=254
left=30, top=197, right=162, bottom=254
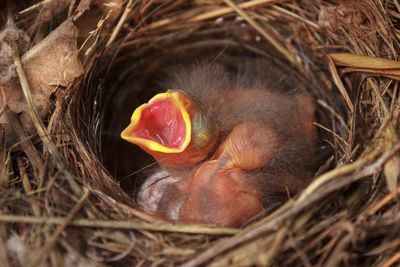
left=1, top=0, right=399, bottom=266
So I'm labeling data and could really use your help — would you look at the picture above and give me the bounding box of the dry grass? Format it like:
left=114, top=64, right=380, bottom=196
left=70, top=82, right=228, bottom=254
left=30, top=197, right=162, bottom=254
left=0, top=0, right=399, bottom=266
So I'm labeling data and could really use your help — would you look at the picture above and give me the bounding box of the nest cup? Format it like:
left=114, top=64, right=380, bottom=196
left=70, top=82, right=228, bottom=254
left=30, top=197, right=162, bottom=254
left=72, top=21, right=333, bottom=208
left=60, top=1, right=399, bottom=265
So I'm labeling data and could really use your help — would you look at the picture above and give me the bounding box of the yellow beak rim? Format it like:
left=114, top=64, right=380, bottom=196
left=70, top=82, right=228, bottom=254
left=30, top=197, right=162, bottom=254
left=120, top=90, right=192, bottom=153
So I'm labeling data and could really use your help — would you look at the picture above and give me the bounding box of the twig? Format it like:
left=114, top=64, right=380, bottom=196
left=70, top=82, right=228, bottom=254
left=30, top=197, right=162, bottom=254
left=272, top=5, right=318, bottom=28
left=367, top=78, right=390, bottom=118
left=19, top=0, right=71, bottom=15
left=0, top=130, right=8, bottom=187
left=323, top=234, right=352, bottom=267
left=222, top=0, right=299, bottom=66
left=92, top=189, right=165, bottom=223
left=106, top=0, right=133, bottom=47
left=287, top=234, right=312, bottom=267
left=365, top=238, right=400, bottom=256
left=4, top=110, right=44, bottom=177
left=143, top=0, right=279, bottom=31
left=314, top=122, right=349, bottom=146
left=380, top=252, right=400, bottom=267
left=17, top=157, right=41, bottom=216
left=27, top=187, right=90, bottom=267
left=0, top=214, right=238, bottom=235
left=326, top=55, right=354, bottom=113
left=363, top=186, right=400, bottom=217
left=317, top=100, right=348, bottom=130
left=11, top=50, right=82, bottom=196
left=260, top=226, right=288, bottom=267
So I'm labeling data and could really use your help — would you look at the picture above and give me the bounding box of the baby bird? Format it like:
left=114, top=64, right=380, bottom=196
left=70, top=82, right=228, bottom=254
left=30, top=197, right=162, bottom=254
left=121, top=60, right=318, bottom=227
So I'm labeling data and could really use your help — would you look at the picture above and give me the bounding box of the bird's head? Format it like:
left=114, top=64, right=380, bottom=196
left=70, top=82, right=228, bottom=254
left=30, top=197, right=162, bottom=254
left=121, top=90, right=218, bottom=168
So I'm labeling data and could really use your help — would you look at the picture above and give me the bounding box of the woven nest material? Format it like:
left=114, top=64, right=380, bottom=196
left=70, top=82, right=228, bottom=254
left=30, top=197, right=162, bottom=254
left=0, top=1, right=399, bottom=266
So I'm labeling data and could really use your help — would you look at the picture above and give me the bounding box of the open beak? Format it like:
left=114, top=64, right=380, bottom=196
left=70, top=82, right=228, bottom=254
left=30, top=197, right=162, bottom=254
left=121, top=90, right=217, bottom=168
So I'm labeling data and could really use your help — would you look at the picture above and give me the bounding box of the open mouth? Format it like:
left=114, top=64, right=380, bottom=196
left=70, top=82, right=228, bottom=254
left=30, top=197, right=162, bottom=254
left=121, top=90, right=192, bottom=153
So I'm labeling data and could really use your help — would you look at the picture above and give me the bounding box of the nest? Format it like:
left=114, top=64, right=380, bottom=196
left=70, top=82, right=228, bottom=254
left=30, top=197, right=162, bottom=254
left=1, top=0, right=399, bottom=266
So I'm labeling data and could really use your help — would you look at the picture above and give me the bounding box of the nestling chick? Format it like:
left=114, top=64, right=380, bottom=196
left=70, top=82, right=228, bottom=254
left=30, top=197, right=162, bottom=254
left=121, top=60, right=318, bottom=227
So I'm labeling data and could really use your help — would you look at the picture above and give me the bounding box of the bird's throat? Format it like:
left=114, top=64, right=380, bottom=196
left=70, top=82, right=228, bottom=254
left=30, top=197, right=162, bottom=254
left=129, top=98, right=188, bottom=149
left=121, top=90, right=218, bottom=168
left=121, top=90, right=192, bottom=154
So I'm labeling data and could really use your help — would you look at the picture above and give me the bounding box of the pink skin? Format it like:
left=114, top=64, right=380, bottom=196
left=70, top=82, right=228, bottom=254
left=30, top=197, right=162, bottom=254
left=137, top=161, right=265, bottom=227
left=178, top=161, right=265, bottom=227
left=137, top=122, right=278, bottom=227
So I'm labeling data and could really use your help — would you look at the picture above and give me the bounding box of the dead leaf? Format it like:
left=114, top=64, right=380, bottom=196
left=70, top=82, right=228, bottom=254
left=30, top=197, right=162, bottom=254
left=383, top=155, right=400, bottom=193
left=330, top=53, right=400, bottom=80
left=22, top=19, right=84, bottom=89
left=0, top=19, right=83, bottom=147
left=326, top=55, right=354, bottom=113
